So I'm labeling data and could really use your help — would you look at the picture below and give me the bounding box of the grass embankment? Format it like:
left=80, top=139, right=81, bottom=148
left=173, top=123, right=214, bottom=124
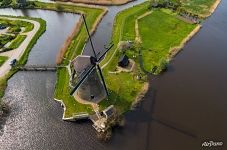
left=7, top=35, right=26, bottom=49
left=0, top=56, right=8, bottom=66
left=0, top=16, right=46, bottom=111
left=26, top=1, right=107, bottom=118
left=181, top=0, right=220, bottom=17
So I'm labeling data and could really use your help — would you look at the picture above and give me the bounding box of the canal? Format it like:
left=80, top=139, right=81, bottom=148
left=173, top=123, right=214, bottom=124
left=1, top=0, right=227, bottom=149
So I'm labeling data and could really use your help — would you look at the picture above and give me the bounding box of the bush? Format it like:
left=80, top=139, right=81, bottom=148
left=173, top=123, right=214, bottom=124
left=154, top=58, right=168, bottom=74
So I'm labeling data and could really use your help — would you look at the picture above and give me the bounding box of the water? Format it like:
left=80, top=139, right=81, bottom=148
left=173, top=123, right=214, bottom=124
left=1, top=0, right=227, bottom=149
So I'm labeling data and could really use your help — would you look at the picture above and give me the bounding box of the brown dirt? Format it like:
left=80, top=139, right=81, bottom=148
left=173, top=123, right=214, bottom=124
left=56, top=17, right=83, bottom=64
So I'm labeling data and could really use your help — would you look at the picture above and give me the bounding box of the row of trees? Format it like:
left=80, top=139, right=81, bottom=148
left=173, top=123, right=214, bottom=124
left=149, top=0, right=182, bottom=11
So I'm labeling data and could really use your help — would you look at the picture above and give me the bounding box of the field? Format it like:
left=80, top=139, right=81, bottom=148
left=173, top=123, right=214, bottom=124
left=181, top=0, right=219, bottom=17
left=138, top=10, right=196, bottom=72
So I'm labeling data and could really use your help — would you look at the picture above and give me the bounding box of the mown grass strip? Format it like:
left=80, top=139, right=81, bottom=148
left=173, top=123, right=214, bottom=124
left=0, top=56, right=8, bottom=67
left=8, top=35, right=26, bottom=49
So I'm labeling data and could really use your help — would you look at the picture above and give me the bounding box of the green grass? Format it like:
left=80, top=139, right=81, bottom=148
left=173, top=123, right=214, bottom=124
left=181, top=0, right=218, bottom=17
left=8, top=35, right=26, bottom=49
left=55, top=68, right=93, bottom=117
left=99, top=2, right=149, bottom=113
left=0, top=56, right=8, bottom=66
left=99, top=2, right=196, bottom=111
left=0, top=34, right=15, bottom=48
left=0, top=18, right=34, bottom=33
left=138, top=10, right=196, bottom=72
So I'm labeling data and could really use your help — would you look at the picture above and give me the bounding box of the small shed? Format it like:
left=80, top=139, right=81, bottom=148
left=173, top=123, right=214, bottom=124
left=118, top=55, right=129, bottom=67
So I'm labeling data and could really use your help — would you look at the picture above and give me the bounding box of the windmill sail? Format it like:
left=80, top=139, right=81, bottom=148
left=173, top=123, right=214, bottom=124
left=69, top=15, right=114, bottom=104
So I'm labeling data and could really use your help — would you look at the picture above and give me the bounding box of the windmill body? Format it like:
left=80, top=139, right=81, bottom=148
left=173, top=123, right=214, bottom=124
left=71, top=55, right=106, bottom=104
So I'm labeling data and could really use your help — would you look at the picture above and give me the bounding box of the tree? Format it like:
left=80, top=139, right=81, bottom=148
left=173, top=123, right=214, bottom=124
left=16, top=0, right=27, bottom=7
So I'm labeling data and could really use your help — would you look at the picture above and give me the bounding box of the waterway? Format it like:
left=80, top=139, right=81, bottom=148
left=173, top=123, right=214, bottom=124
left=0, top=0, right=227, bottom=149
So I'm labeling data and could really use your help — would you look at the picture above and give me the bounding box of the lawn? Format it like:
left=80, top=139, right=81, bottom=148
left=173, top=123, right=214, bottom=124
left=0, top=56, right=8, bottom=66
left=138, top=10, right=196, bottom=72
left=7, top=35, right=26, bottom=49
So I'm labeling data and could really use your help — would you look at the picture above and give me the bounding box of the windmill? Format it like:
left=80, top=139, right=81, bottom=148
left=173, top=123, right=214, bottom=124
left=70, top=14, right=114, bottom=104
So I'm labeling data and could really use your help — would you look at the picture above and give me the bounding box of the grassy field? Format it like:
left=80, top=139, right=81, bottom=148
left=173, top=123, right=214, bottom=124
left=7, top=35, right=26, bottom=49
left=0, top=56, right=8, bottom=66
left=138, top=10, right=196, bottom=72
left=181, top=0, right=219, bottom=17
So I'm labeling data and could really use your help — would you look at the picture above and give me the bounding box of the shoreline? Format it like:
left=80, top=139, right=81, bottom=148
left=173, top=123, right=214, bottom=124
left=168, top=25, right=202, bottom=60
left=209, top=0, right=221, bottom=17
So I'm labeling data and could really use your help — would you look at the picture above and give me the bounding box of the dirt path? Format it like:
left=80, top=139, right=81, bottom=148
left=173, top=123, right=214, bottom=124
left=135, top=11, right=152, bottom=43
left=0, top=17, right=40, bottom=78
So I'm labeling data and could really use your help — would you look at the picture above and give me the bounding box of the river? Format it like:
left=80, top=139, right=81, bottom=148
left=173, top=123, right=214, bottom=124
left=0, top=0, right=227, bottom=149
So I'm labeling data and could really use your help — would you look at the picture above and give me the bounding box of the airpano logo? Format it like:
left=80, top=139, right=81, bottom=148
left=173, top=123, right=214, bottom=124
left=202, top=140, right=223, bottom=147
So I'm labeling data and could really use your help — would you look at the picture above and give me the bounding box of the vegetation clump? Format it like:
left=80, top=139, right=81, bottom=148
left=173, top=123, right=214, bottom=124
left=0, top=56, right=8, bottom=67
